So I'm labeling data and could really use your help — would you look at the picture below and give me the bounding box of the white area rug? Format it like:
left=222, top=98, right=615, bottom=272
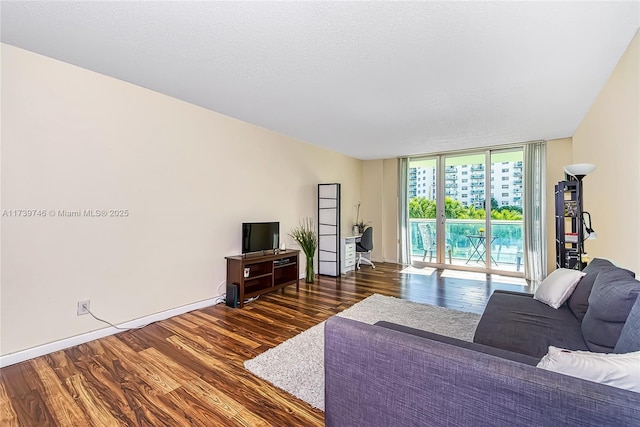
left=244, top=293, right=481, bottom=410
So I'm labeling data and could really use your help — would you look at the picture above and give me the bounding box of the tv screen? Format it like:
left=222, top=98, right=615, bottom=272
left=242, top=222, right=280, bottom=254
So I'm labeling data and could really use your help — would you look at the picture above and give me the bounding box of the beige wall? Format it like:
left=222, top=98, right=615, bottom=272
left=1, top=44, right=362, bottom=356
left=361, top=160, right=384, bottom=261
left=572, top=30, right=640, bottom=273
left=360, top=159, right=399, bottom=263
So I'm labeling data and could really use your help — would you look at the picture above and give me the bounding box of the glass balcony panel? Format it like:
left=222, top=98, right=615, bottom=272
left=409, top=218, right=523, bottom=272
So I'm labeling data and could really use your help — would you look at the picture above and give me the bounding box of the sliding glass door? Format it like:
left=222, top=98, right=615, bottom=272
left=489, top=149, right=524, bottom=273
left=407, top=147, right=524, bottom=275
left=408, top=157, right=446, bottom=264
left=443, top=153, right=488, bottom=269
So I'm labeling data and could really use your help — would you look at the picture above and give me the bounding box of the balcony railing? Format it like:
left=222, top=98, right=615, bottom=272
left=409, top=218, right=523, bottom=270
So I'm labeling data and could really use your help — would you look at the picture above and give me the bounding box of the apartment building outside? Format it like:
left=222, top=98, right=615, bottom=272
left=409, top=160, right=524, bottom=209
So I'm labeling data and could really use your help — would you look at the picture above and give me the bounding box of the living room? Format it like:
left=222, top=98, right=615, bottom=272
left=1, top=2, right=639, bottom=425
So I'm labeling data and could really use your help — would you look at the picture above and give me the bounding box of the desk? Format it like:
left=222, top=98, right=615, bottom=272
left=466, top=235, right=498, bottom=266
left=341, top=235, right=361, bottom=274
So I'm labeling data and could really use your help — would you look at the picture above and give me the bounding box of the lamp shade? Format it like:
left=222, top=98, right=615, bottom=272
left=564, top=163, right=596, bottom=177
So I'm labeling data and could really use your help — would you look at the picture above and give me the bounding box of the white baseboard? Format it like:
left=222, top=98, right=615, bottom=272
left=0, top=295, right=224, bottom=368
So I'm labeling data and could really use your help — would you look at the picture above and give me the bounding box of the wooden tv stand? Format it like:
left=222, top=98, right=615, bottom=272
left=225, top=250, right=300, bottom=308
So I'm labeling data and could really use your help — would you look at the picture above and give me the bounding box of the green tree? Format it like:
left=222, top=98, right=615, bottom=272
left=481, top=197, right=499, bottom=210
left=409, top=196, right=522, bottom=221
left=409, top=197, right=435, bottom=218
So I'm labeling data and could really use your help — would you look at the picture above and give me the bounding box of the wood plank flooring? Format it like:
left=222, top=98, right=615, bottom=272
left=0, top=263, right=530, bottom=426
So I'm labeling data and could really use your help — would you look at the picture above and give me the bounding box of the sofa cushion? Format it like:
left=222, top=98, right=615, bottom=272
left=582, top=268, right=640, bottom=352
left=581, top=258, right=635, bottom=278
left=375, top=321, right=541, bottom=366
left=534, top=268, right=585, bottom=309
left=474, top=290, right=589, bottom=358
left=537, top=346, right=640, bottom=393
left=582, top=257, right=616, bottom=274
left=567, top=271, right=600, bottom=320
left=614, top=296, right=640, bottom=353
left=568, top=260, right=635, bottom=320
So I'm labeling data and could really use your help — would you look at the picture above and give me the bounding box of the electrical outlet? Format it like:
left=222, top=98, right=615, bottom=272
left=77, top=300, right=90, bottom=316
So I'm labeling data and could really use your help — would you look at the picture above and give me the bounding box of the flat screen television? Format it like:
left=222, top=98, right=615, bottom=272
left=242, top=222, right=280, bottom=254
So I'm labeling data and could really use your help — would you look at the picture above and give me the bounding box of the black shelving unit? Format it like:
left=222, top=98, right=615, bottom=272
left=318, top=183, right=341, bottom=277
left=555, top=180, right=586, bottom=270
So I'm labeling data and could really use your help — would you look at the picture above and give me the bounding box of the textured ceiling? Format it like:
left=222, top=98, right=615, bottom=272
left=1, top=1, right=638, bottom=160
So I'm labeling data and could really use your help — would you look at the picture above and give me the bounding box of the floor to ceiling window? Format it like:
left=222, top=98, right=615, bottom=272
left=407, top=147, right=524, bottom=276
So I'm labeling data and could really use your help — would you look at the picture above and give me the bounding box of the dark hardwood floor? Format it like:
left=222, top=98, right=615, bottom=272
left=0, top=263, right=530, bottom=426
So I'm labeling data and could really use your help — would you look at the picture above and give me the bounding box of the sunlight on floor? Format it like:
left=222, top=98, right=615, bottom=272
left=401, top=266, right=437, bottom=276
left=440, top=269, right=528, bottom=286
left=440, top=270, right=487, bottom=281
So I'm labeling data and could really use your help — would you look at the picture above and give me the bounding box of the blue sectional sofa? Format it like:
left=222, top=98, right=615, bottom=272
left=324, top=259, right=640, bottom=426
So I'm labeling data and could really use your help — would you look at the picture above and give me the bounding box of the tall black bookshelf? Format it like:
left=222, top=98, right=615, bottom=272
left=318, top=183, right=341, bottom=277
left=555, top=180, right=586, bottom=270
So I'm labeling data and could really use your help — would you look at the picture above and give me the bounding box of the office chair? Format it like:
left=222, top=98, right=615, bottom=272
left=356, top=226, right=375, bottom=270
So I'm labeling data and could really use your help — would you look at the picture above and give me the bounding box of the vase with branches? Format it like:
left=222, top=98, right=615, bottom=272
left=289, top=218, right=318, bottom=283
left=354, top=202, right=368, bottom=233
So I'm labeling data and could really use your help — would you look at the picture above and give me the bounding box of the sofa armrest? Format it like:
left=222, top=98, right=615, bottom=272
left=492, top=289, right=534, bottom=297
left=325, top=316, right=640, bottom=427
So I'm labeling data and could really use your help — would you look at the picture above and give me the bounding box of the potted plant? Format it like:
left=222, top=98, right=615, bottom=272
left=289, top=218, right=318, bottom=283
left=354, top=202, right=368, bottom=234
left=478, top=227, right=485, bottom=236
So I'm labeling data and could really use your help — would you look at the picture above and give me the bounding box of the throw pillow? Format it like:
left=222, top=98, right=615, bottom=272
left=582, top=258, right=635, bottom=278
left=581, top=268, right=640, bottom=352
left=567, top=271, right=599, bottom=320
left=581, top=258, right=615, bottom=275
left=537, top=346, right=640, bottom=393
left=533, top=268, right=586, bottom=309
left=615, top=296, right=640, bottom=353
left=566, top=259, right=616, bottom=320
left=568, top=265, right=635, bottom=320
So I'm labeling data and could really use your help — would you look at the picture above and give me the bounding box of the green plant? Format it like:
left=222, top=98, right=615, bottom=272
left=289, top=218, right=318, bottom=283
left=409, top=196, right=522, bottom=221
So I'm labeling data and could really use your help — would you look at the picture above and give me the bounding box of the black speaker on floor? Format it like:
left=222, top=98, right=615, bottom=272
left=226, top=283, right=239, bottom=308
